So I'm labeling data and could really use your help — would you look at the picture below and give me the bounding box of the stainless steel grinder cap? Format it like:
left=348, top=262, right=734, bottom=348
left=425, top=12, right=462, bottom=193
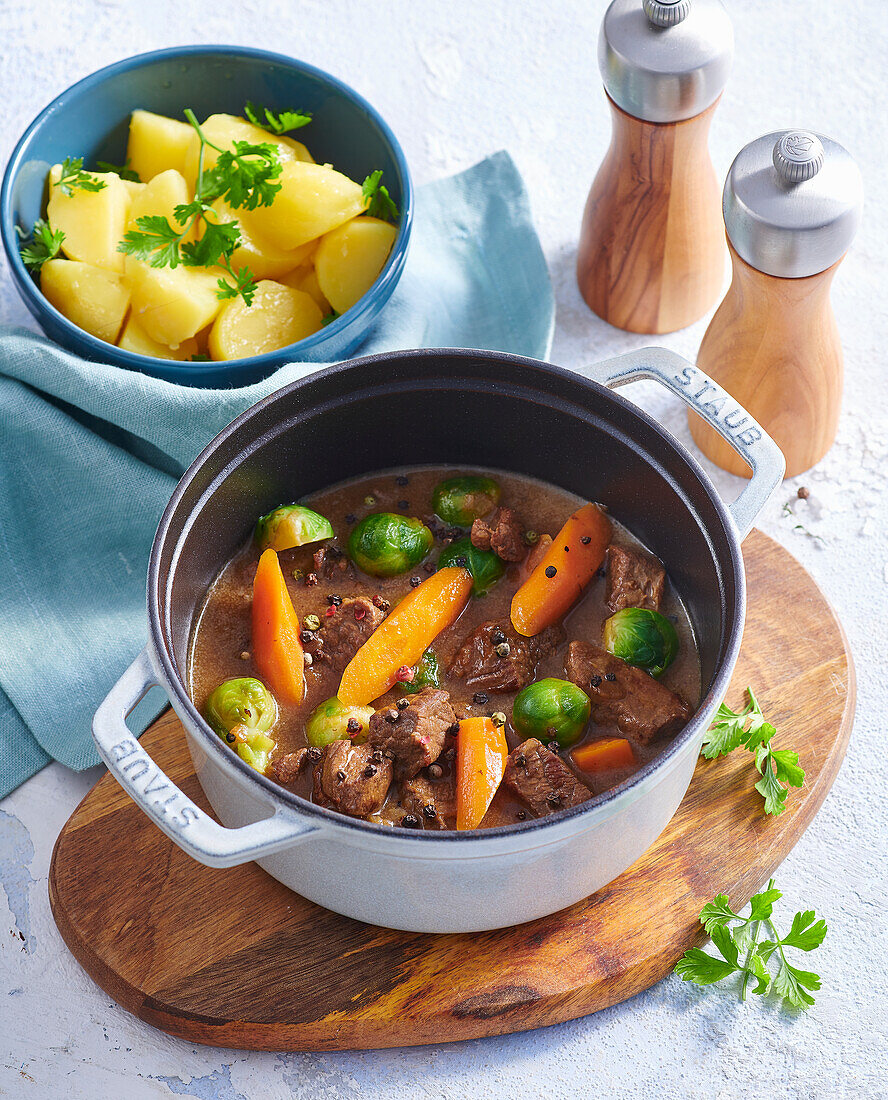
left=599, top=0, right=733, bottom=123
left=724, top=130, right=863, bottom=278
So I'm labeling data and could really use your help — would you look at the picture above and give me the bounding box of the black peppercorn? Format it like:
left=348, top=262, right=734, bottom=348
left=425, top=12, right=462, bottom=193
left=345, top=513, right=356, bottom=524
left=515, top=753, right=527, bottom=768
left=455, top=556, right=468, bottom=567
left=336, top=770, right=346, bottom=782
left=547, top=740, right=561, bottom=754
left=363, top=764, right=378, bottom=778
left=385, top=708, right=400, bottom=723
left=372, top=595, right=390, bottom=612
left=473, top=692, right=489, bottom=705
left=545, top=565, right=557, bottom=578
left=605, top=672, right=616, bottom=682
left=326, top=594, right=342, bottom=606
left=410, top=576, right=422, bottom=588
left=490, top=628, right=506, bottom=645
left=590, top=675, right=602, bottom=688
left=371, top=749, right=384, bottom=763
left=580, top=535, right=591, bottom=545
left=402, top=814, right=421, bottom=829
left=398, top=500, right=409, bottom=509
left=308, top=747, right=323, bottom=763
left=226, top=733, right=236, bottom=744
left=546, top=792, right=561, bottom=806
left=516, top=810, right=527, bottom=820
left=423, top=804, right=437, bottom=819
left=396, top=475, right=409, bottom=486
left=397, top=698, right=410, bottom=710
left=346, top=718, right=361, bottom=734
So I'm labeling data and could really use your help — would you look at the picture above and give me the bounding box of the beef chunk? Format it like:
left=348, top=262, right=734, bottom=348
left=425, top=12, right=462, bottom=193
left=313, top=740, right=393, bottom=816
left=470, top=507, right=526, bottom=562
left=564, top=641, right=690, bottom=745
left=368, top=688, right=455, bottom=779
left=503, top=738, right=592, bottom=816
left=268, top=748, right=313, bottom=784
left=400, top=772, right=457, bottom=830
left=449, top=619, right=564, bottom=694
left=606, top=544, right=666, bottom=613
left=303, top=596, right=386, bottom=670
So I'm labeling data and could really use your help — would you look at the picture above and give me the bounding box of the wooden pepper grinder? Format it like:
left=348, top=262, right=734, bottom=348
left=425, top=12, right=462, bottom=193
left=577, top=0, right=733, bottom=334
left=689, top=130, right=863, bottom=478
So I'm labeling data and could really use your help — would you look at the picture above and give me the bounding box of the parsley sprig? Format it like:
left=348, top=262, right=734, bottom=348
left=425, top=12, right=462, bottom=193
left=702, top=687, right=804, bottom=815
left=361, top=169, right=399, bottom=222
left=675, top=880, right=827, bottom=1009
left=118, top=108, right=283, bottom=305
left=18, top=218, right=65, bottom=272
left=244, top=101, right=311, bottom=135
left=95, top=158, right=141, bottom=182
left=54, top=156, right=106, bottom=196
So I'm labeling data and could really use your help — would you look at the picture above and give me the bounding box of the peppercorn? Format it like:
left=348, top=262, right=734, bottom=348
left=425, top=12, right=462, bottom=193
left=363, top=764, right=378, bottom=778
left=516, top=810, right=527, bottom=820
left=326, top=594, right=342, bottom=606
left=305, top=572, right=319, bottom=587
left=546, top=793, right=561, bottom=807
left=605, top=672, right=616, bottom=682
left=491, top=711, right=507, bottom=727
left=372, top=595, right=390, bottom=612
left=410, top=576, right=422, bottom=588
left=447, top=722, right=460, bottom=736
left=292, top=569, right=304, bottom=581
left=580, top=535, right=591, bottom=545
left=423, top=804, right=437, bottom=819
left=239, top=650, right=250, bottom=660
left=515, top=753, right=527, bottom=768
left=397, top=698, right=410, bottom=710
left=455, top=556, right=468, bottom=567
left=384, top=708, right=400, bottom=723
left=491, top=627, right=506, bottom=645
left=346, top=718, right=361, bottom=734
left=396, top=475, right=409, bottom=486
left=336, top=770, right=346, bottom=782
left=226, top=733, right=236, bottom=744
left=364, top=495, right=376, bottom=505
left=428, top=763, right=443, bottom=779
left=473, top=692, right=489, bottom=705
left=545, top=565, right=557, bottom=578
left=402, top=814, right=421, bottom=828
left=304, top=614, right=320, bottom=631
left=590, top=675, right=602, bottom=688
left=547, top=739, right=560, bottom=754
left=495, top=642, right=511, bottom=658
left=308, top=746, right=323, bottom=763
left=345, top=513, right=356, bottom=525
left=398, top=500, right=409, bottom=509
left=524, top=530, right=539, bottom=545
left=371, top=749, right=384, bottom=763
left=798, top=486, right=810, bottom=500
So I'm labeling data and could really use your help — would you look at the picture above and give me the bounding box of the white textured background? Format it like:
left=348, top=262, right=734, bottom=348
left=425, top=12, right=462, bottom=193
left=1, top=1, right=886, bottom=1097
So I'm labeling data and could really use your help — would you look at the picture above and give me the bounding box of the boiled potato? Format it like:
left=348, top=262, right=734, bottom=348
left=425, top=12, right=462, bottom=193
left=242, top=161, right=365, bottom=250
left=182, top=114, right=313, bottom=192
left=315, top=216, right=398, bottom=313
left=41, top=259, right=129, bottom=344
left=118, top=315, right=199, bottom=360
left=127, top=169, right=190, bottom=232
left=122, top=179, right=146, bottom=200
left=47, top=167, right=131, bottom=272
left=205, top=197, right=315, bottom=279
left=279, top=263, right=331, bottom=313
left=125, top=256, right=222, bottom=348
left=126, top=110, right=195, bottom=181
left=209, top=280, right=323, bottom=360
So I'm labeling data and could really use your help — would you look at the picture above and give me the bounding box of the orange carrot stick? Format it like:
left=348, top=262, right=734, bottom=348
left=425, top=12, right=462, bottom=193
left=456, top=717, right=509, bottom=830
left=338, top=566, right=472, bottom=705
left=572, top=737, right=634, bottom=773
left=251, top=548, right=305, bottom=706
left=510, top=503, right=612, bottom=637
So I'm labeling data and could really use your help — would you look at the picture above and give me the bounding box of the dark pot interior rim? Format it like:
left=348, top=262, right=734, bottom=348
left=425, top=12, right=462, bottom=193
left=147, top=347, right=746, bottom=844
left=0, top=43, right=414, bottom=372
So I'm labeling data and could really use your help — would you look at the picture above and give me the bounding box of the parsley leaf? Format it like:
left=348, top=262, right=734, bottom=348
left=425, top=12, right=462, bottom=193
left=675, top=879, right=827, bottom=1010
left=361, top=170, right=399, bottom=222
left=244, top=101, right=312, bottom=134
left=321, top=310, right=340, bottom=327
left=205, top=143, right=282, bottom=210
left=18, top=218, right=65, bottom=272
left=95, top=158, right=141, bottom=182
left=119, top=215, right=183, bottom=268
left=216, top=265, right=257, bottom=306
left=181, top=219, right=241, bottom=268
left=54, top=156, right=106, bottom=196
left=701, top=687, right=804, bottom=816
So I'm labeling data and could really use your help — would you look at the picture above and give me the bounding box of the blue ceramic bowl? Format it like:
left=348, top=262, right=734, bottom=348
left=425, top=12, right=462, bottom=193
left=1, top=45, right=413, bottom=387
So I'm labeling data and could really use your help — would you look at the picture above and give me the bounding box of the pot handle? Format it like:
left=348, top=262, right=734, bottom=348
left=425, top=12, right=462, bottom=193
left=92, top=647, right=319, bottom=868
left=585, top=348, right=785, bottom=539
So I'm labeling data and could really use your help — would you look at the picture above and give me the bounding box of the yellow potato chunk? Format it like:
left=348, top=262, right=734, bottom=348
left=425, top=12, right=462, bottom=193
left=118, top=315, right=198, bottom=360
left=125, top=257, right=222, bottom=348
left=41, top=259, right=129, bottom=344
left=315, top=217, right=398, bottom=313
left=242, top=161, right=365, bottom=250
left=209, top=280, right=323, bottom=360
left=122, top=179, right=146, bottom=200
left=127, top=169, right=190, bottom=232
left=205, top=198, right=315, bottom=279
left=279, top=263, right=331, bottom=313
left=126, top=110, right=195, bottom=182
left=47, top=167, right=131, bottom=273
left=182, top=114, right=313, bottom=192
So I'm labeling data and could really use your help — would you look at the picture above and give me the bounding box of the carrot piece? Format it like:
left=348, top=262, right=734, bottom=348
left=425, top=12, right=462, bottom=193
left=510, top=503, right=612, bottom=637
left=572, top=737, right=634, bottom=773
left=251, top=548, right=305, bottom=706
left=338, top=566, right=473, bottom=705
left=456, top=717, right=509, bottom=830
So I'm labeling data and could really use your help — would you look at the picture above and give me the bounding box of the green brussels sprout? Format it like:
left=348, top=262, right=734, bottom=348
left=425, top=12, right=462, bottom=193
left=305, top=697, right=376, bottom=748
left=203, top=677, right=278, bottom=773
left=348, top=512, right=434, bottom=576
left=400, top=649, right=440, bottom=694
left=512, top=678, right=591, bottom=748
left=437, top=537, right=505, bottom=596
left=432, top=475, right=501, bottom=527
left=255, top=503, right=334, bottom=552
left=603, top=607, right=679, bottom=677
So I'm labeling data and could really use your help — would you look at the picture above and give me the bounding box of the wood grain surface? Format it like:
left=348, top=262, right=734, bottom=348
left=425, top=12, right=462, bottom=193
left=690, top=243, right=845, bottom=478
left=576, top=96, right=726, bottom=334
left=48, top=530, right=854, bottom=1051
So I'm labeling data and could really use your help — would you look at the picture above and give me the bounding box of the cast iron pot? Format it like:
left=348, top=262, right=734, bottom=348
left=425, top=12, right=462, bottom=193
left=92, top=347, right=784, bottom=933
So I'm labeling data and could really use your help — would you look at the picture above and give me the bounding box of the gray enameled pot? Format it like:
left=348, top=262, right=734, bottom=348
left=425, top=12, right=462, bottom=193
left=92, top=347, right=784, bottom=933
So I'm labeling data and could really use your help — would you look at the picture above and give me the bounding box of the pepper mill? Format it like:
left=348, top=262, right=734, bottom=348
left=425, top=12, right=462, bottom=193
left=577, top=0, right=733, bottom=334
left=688, top=130, right=863, bottom=478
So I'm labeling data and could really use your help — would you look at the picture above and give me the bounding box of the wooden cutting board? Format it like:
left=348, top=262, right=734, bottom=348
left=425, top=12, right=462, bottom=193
left=48, top=530, right=854, bottom=1051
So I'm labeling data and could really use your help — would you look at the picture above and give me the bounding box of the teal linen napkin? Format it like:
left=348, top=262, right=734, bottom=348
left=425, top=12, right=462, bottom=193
left=0, top=150, right=554, bottom=799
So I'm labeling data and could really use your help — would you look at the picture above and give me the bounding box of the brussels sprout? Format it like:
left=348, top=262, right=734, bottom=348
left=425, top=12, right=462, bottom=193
left=255, top=503, right=334, bottom=552
left=348, top=512, right=434, bottom=576
left=203, top=677, right=278, bottom=773
left=305, top=696, right=376, bottom=748
left=512, top=678, right=591, bottom=748
left=432, top=475, right=501, bottom=527
left=603, top=607, right=679, bottom=677
left=400, top=649, right=440, bottom=694
left=437, top=537, right=505, bottom=596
